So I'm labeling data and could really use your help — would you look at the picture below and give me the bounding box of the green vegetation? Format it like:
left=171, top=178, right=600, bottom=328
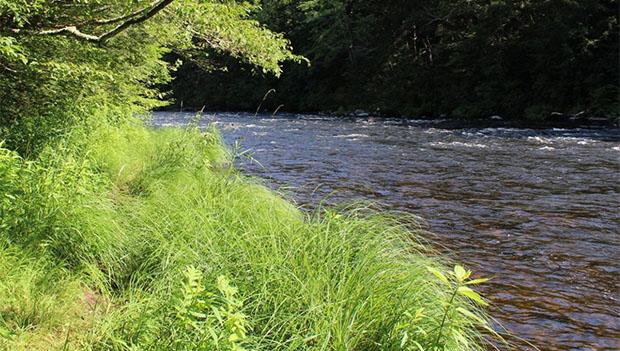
left=0, top=0, right=301, bottom=157
left=1, top=1, right=499, bottom=350
left=1, top=123, right=495, bottom=350
left=170, top=0, right=619, bottom=121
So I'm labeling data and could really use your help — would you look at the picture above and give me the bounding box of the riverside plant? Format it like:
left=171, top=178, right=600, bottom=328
left=0, top=120, right=502, bottom=350
left=426, top=265, right=499, bottom=350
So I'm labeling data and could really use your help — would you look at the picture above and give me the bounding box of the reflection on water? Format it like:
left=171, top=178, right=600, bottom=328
left=152, top=112, right=620, bottom=351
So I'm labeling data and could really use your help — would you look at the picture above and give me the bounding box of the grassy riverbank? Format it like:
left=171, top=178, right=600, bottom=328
left=0, top=121, right=493, bottom=350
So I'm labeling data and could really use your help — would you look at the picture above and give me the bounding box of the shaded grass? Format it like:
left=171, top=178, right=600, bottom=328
left=0, top=121, right=495, bottom=350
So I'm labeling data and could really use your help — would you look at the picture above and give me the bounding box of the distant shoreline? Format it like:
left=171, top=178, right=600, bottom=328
left=156, top=107, right=620, bottom=130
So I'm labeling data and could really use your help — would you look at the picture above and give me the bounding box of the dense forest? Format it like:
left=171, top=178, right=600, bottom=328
left=170, top=0, right=620, bottom=121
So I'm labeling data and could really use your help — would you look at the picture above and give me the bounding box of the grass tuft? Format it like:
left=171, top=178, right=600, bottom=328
left=0, top=120, right=496, bottom=350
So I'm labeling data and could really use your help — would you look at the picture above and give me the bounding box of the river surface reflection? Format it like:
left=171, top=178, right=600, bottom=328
left=152, top=112, right=620, bottom=351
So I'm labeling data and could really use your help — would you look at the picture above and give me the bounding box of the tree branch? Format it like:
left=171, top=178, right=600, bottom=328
left=11, top=0, right=175, bottom=45
left=0, top=62, right=18, bottom=73
left=98, top=0, right=175, bottom=44
left=36, top=26, right=101, bottom=42
left=77, top=5, right=148, bottom=27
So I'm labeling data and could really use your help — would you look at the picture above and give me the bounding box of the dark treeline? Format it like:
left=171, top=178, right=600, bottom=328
left=170, top=0, right=619, bottom=121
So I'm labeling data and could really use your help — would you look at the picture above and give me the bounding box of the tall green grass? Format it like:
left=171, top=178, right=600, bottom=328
left=0, top=120, right=496, bottom=350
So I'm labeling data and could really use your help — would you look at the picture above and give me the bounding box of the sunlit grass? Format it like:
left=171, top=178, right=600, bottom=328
left=0, top=120, right=495, bottom=350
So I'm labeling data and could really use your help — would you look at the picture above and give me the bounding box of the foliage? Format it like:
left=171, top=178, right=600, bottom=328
left=426, top=265, right=499, bottom=350
left=170, top=0, right=619, bottom=120
left=0, top=0, right=301, bottom=157
left=0, top=2, right=502, bottom=349
left=170, top=268, right=251, bottom=350
left=0, top=123, right=498, bottom=350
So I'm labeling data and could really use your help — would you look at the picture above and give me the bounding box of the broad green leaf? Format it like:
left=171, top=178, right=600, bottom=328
left=426, top=266, right=450, bottom=285
left=465, top=278, right=490, bottom=285
left=453, top=265, right=470, bottom=282
left=457, top=286, right=488, bottom=306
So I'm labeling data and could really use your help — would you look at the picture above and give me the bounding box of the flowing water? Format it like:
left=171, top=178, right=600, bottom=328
left=152, top=112, right=620, bottom=351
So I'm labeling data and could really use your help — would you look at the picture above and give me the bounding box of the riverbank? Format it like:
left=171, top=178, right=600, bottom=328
left=0, top=121, right=493, bottom=350
left=152, top=111, right=620, bottom=350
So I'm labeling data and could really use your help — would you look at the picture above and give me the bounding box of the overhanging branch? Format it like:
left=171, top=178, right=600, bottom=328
left=36, top=26, right=101, bottom=42
left=97, top=0, right=175, bottom=44
left=11, top=0, right=175, bottom=45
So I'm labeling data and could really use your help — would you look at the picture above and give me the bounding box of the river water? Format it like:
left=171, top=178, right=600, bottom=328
left=152, top=112, right=620, bottom=351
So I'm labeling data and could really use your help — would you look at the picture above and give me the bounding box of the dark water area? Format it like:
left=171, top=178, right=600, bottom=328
left=152, top=112, right=620, bottom=351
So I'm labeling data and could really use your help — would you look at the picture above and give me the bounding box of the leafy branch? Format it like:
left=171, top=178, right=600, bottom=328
left=11, top=0, right=174, bottom=45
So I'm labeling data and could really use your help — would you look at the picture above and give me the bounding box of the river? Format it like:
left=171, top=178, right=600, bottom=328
left=152, top=111, right=620, bottom=351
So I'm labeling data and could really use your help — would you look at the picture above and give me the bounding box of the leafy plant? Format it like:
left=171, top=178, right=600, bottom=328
left=174, top=266, right=251, bottom=351
left=426, top=265, right=497, bottom=350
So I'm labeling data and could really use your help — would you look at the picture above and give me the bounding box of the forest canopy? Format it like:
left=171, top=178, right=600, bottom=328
left=170, top=0, right=620, bottom=121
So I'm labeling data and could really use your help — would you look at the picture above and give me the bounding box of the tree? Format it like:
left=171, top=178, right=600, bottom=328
left=169, top=0, right=619, bottom=121
left=0, top=0, right=302, bottom=156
